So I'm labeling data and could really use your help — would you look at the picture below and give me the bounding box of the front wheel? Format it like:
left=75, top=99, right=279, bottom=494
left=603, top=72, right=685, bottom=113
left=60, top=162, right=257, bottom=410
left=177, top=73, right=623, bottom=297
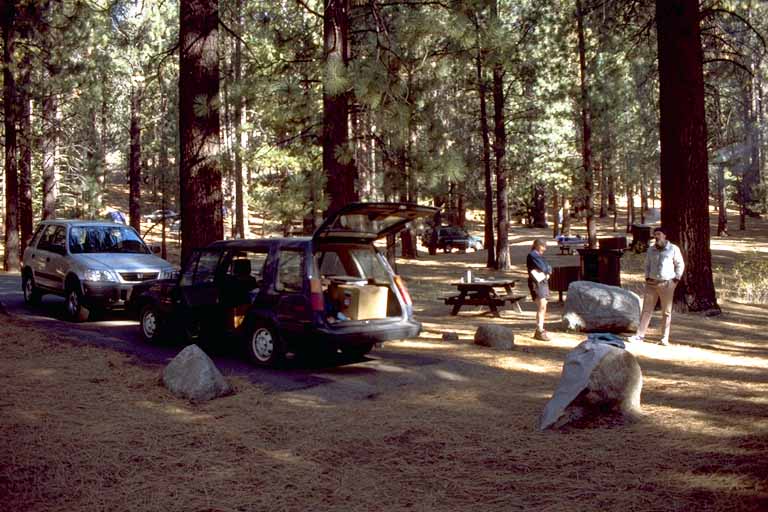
left=22, top=274, right=42, bottom=306
left=140, top=304, right=164, bottom=344
left=244, top=324, right=285, bottom=367
left=65, top=286, right=90, bottom=322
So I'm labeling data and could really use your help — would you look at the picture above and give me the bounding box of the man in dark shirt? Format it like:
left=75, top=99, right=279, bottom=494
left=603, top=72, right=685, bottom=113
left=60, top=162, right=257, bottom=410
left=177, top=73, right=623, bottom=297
left=526, top=239, right=553, bottom=341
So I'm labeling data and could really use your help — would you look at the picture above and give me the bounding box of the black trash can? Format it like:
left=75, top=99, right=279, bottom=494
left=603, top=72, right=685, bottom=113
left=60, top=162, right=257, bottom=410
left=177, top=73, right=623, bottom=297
left=578, top=248, right=624, bottom=287
left=630, top=224, right=652, bottom=253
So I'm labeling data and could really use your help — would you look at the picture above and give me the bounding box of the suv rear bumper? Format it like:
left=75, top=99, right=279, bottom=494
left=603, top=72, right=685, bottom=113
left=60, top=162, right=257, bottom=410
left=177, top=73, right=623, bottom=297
left=312, top=318, right=422, bottom=347
left=82, top=282, right=135, bottom=308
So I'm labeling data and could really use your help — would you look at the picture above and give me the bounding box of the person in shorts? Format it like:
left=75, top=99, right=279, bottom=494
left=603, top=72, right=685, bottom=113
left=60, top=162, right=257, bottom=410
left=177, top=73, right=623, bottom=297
left=526, top=238, right=552, bottom=341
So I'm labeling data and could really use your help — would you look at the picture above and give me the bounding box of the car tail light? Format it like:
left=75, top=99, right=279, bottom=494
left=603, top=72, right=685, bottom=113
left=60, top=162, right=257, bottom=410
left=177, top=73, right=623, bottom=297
left=310, top=278, right=324, bottom=312
left=393, top=275, right=412, bottom=306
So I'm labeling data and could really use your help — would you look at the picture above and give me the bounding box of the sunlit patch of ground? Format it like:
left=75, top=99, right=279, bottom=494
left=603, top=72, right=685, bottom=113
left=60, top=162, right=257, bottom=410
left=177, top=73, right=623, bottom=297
left=2, top=211, right=768, bottom=511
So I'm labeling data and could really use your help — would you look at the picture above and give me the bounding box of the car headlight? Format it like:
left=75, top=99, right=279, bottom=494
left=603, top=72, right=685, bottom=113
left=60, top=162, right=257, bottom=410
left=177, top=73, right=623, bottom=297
left=158, top=267, right=178, bottom=280
left=84, top=269, right=118, bottom=282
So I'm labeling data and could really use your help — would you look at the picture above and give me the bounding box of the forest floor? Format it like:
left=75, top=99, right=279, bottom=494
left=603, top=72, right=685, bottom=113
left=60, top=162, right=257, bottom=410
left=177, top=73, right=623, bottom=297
left=1, top=212, right=767, bottom=511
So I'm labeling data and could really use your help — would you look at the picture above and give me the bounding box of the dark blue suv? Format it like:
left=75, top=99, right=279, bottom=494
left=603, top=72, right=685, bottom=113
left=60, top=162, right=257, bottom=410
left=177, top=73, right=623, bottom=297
left=129, top=203, right=437, bottom=366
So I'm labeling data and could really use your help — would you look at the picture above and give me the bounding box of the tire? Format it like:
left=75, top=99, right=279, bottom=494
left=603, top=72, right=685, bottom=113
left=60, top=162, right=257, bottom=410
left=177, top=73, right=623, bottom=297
left=340, top=343, right=375, bottom=360
left=65, top=285, right=90, bottom=322
left=22, top=273, right=42, bottom=306
left=444, top=243, right=452, bottom=253
left=140, top=304, right=164, bottom=344
left=244, top=323, right=285, bottom=367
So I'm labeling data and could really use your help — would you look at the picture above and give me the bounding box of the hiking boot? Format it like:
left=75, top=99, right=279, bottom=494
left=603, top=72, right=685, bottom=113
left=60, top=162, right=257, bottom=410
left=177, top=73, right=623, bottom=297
left=627, top=335, right=644, bottom=343
left=534, top=329, right=551, bottom=341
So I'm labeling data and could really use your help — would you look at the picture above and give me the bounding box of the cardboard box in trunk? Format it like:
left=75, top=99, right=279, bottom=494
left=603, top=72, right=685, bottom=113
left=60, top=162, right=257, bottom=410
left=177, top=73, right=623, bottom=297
left=329, top=284, right=389, bottom=320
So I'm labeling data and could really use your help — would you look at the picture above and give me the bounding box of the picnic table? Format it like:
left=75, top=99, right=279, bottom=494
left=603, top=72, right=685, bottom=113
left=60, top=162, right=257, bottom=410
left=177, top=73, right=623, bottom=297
left=443, top=279, right=523, bottom=317
left=557, top=236, right=588, bottom=255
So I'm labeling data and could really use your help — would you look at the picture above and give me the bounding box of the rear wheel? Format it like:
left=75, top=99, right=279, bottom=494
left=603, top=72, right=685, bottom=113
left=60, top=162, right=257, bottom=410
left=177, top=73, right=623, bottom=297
left=245, top=323, right=285, bottom=367
left=22, top=273, right=42, bottom=306
left=65, top=285, right=90, bottom=322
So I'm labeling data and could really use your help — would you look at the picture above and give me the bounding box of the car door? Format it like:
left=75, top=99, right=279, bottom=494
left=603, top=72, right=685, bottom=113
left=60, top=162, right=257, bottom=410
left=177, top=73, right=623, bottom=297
left=177, top=249, right=224, bottom=334
left=272, top=247, right=311, bottom=338
left=33, top=224, right=68, bottom=292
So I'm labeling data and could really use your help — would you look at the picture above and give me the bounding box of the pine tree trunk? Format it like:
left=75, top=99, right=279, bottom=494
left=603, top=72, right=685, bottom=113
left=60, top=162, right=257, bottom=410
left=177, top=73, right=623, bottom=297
left=552, top=188, right=560, bottom=238
left=179, top=0, right=223, bottom=264
left=2, top=7, right=20, bottom=271
left=717, top=165, right=728, bottom=236
left=129, top=86, right=142, bottom=233
left=599, top=162, right=608, bottom=218
left=233, top=0, right=245, bottom=239
left=639, top=180, right=647, bottom=224
left=531, top=182, right=547, bottom=228
left=42, top=78, right=58, bottom=220
left=490, top=1, right=509, bottom=270
left=475, top=35, right=495, bottom=268
left=18, top=59, right=33, bottom=253
left=626, top=182, right=634, bottom=233
left=656, top=0, right=719, bottom=314
left=608, top=170, right=616, bottom=212
left=323, top=0, right=357, bottom=214
left=576, top=0, right=597, bottom=248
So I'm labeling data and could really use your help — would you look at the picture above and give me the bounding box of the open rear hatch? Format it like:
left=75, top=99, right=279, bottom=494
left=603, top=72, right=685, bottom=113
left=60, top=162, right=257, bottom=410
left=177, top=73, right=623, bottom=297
left=312, top=202, right=438, bottom=244
left=312, top=203, right=438, bottom=325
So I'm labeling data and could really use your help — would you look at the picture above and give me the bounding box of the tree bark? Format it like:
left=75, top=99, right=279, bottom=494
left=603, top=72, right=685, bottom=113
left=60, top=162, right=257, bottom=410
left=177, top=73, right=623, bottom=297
left=475, top=35, right=495, bottom=269
left=18, top=55, right=33, bottom=253
left=179, top=0, right=223, bottom=264
left=41, top=77, right=58, bottom=220
left=323, top=0, right=357, bottom=214
left=576, top=0, right=597, bottom=248
left=656, top=0, right=719, bottom=314
left=129, top=85, right=142, bottom=233
left=2, top=4, right=20, bottom=271
left=233, top=0, right=246, bottom=239
left=531, top=182, right=547, bottom=228
left=491, top=1, right=509, bottom=270
left=717, top=165, right=728, bottom=236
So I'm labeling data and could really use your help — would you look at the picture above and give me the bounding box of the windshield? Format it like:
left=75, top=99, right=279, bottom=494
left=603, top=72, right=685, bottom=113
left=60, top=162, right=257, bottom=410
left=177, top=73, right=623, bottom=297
left=69, top=225, right=149, bottom=254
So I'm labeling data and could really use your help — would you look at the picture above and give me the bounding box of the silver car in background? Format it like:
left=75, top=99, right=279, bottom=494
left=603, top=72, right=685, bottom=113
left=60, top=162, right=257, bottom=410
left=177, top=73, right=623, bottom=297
left=21, top=220, right=176, bottom=321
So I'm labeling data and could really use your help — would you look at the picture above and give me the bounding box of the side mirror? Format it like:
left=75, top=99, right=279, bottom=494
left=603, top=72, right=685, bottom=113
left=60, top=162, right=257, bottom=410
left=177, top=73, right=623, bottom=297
left=150, top=244, right=161, bottom=254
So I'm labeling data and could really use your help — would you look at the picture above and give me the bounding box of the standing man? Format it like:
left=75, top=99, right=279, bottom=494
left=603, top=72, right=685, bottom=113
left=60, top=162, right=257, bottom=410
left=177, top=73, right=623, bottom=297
left=629, top=227, right=685, bottom=345
left=527, top=239, right=552, bottom=341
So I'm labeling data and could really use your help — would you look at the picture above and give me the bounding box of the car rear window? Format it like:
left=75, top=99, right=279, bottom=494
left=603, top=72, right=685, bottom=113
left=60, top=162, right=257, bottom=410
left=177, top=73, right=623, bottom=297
left=315, top=246, right=389, bottom=282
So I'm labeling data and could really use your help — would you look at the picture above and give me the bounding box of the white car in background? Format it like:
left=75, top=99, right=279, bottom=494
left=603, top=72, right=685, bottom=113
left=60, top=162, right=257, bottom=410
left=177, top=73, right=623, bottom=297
left=21, top=220, right=176, bottom=321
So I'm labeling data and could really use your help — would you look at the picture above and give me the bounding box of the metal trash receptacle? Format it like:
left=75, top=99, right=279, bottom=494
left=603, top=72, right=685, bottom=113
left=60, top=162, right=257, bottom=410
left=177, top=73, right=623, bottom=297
left=578, top=248, right=624, bottom=287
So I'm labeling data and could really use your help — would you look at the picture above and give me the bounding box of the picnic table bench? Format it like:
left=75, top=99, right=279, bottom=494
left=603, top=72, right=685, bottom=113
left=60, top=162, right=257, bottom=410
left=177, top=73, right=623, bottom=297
left=443, top=279, right=523, bottom=317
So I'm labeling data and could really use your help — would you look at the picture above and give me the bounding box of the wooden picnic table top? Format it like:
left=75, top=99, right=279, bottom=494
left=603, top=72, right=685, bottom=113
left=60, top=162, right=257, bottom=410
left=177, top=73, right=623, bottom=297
left=453, top=279, right=517, bottom=292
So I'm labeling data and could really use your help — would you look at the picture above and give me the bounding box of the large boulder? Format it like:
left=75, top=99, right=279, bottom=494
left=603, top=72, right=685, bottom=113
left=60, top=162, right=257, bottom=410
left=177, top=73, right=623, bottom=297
left=538, top=336, right=642, bottom=430
left=562, top=281, right=640, bottom=333
left=163, top=345, right=233, bottom=401
left=474, top=325, right=515, bottom=350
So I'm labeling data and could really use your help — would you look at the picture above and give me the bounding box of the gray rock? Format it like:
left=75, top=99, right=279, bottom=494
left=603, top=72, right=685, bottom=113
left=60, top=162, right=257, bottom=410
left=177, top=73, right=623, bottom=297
left=473, top=325, right=515, bottom=350
left=163, top=345, right=233, bottom=401
left=539, top=340, right=642, bottom=430
left=442, top=332, right=460, bottom=341
left=562, top=281, right=641, bottom=333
